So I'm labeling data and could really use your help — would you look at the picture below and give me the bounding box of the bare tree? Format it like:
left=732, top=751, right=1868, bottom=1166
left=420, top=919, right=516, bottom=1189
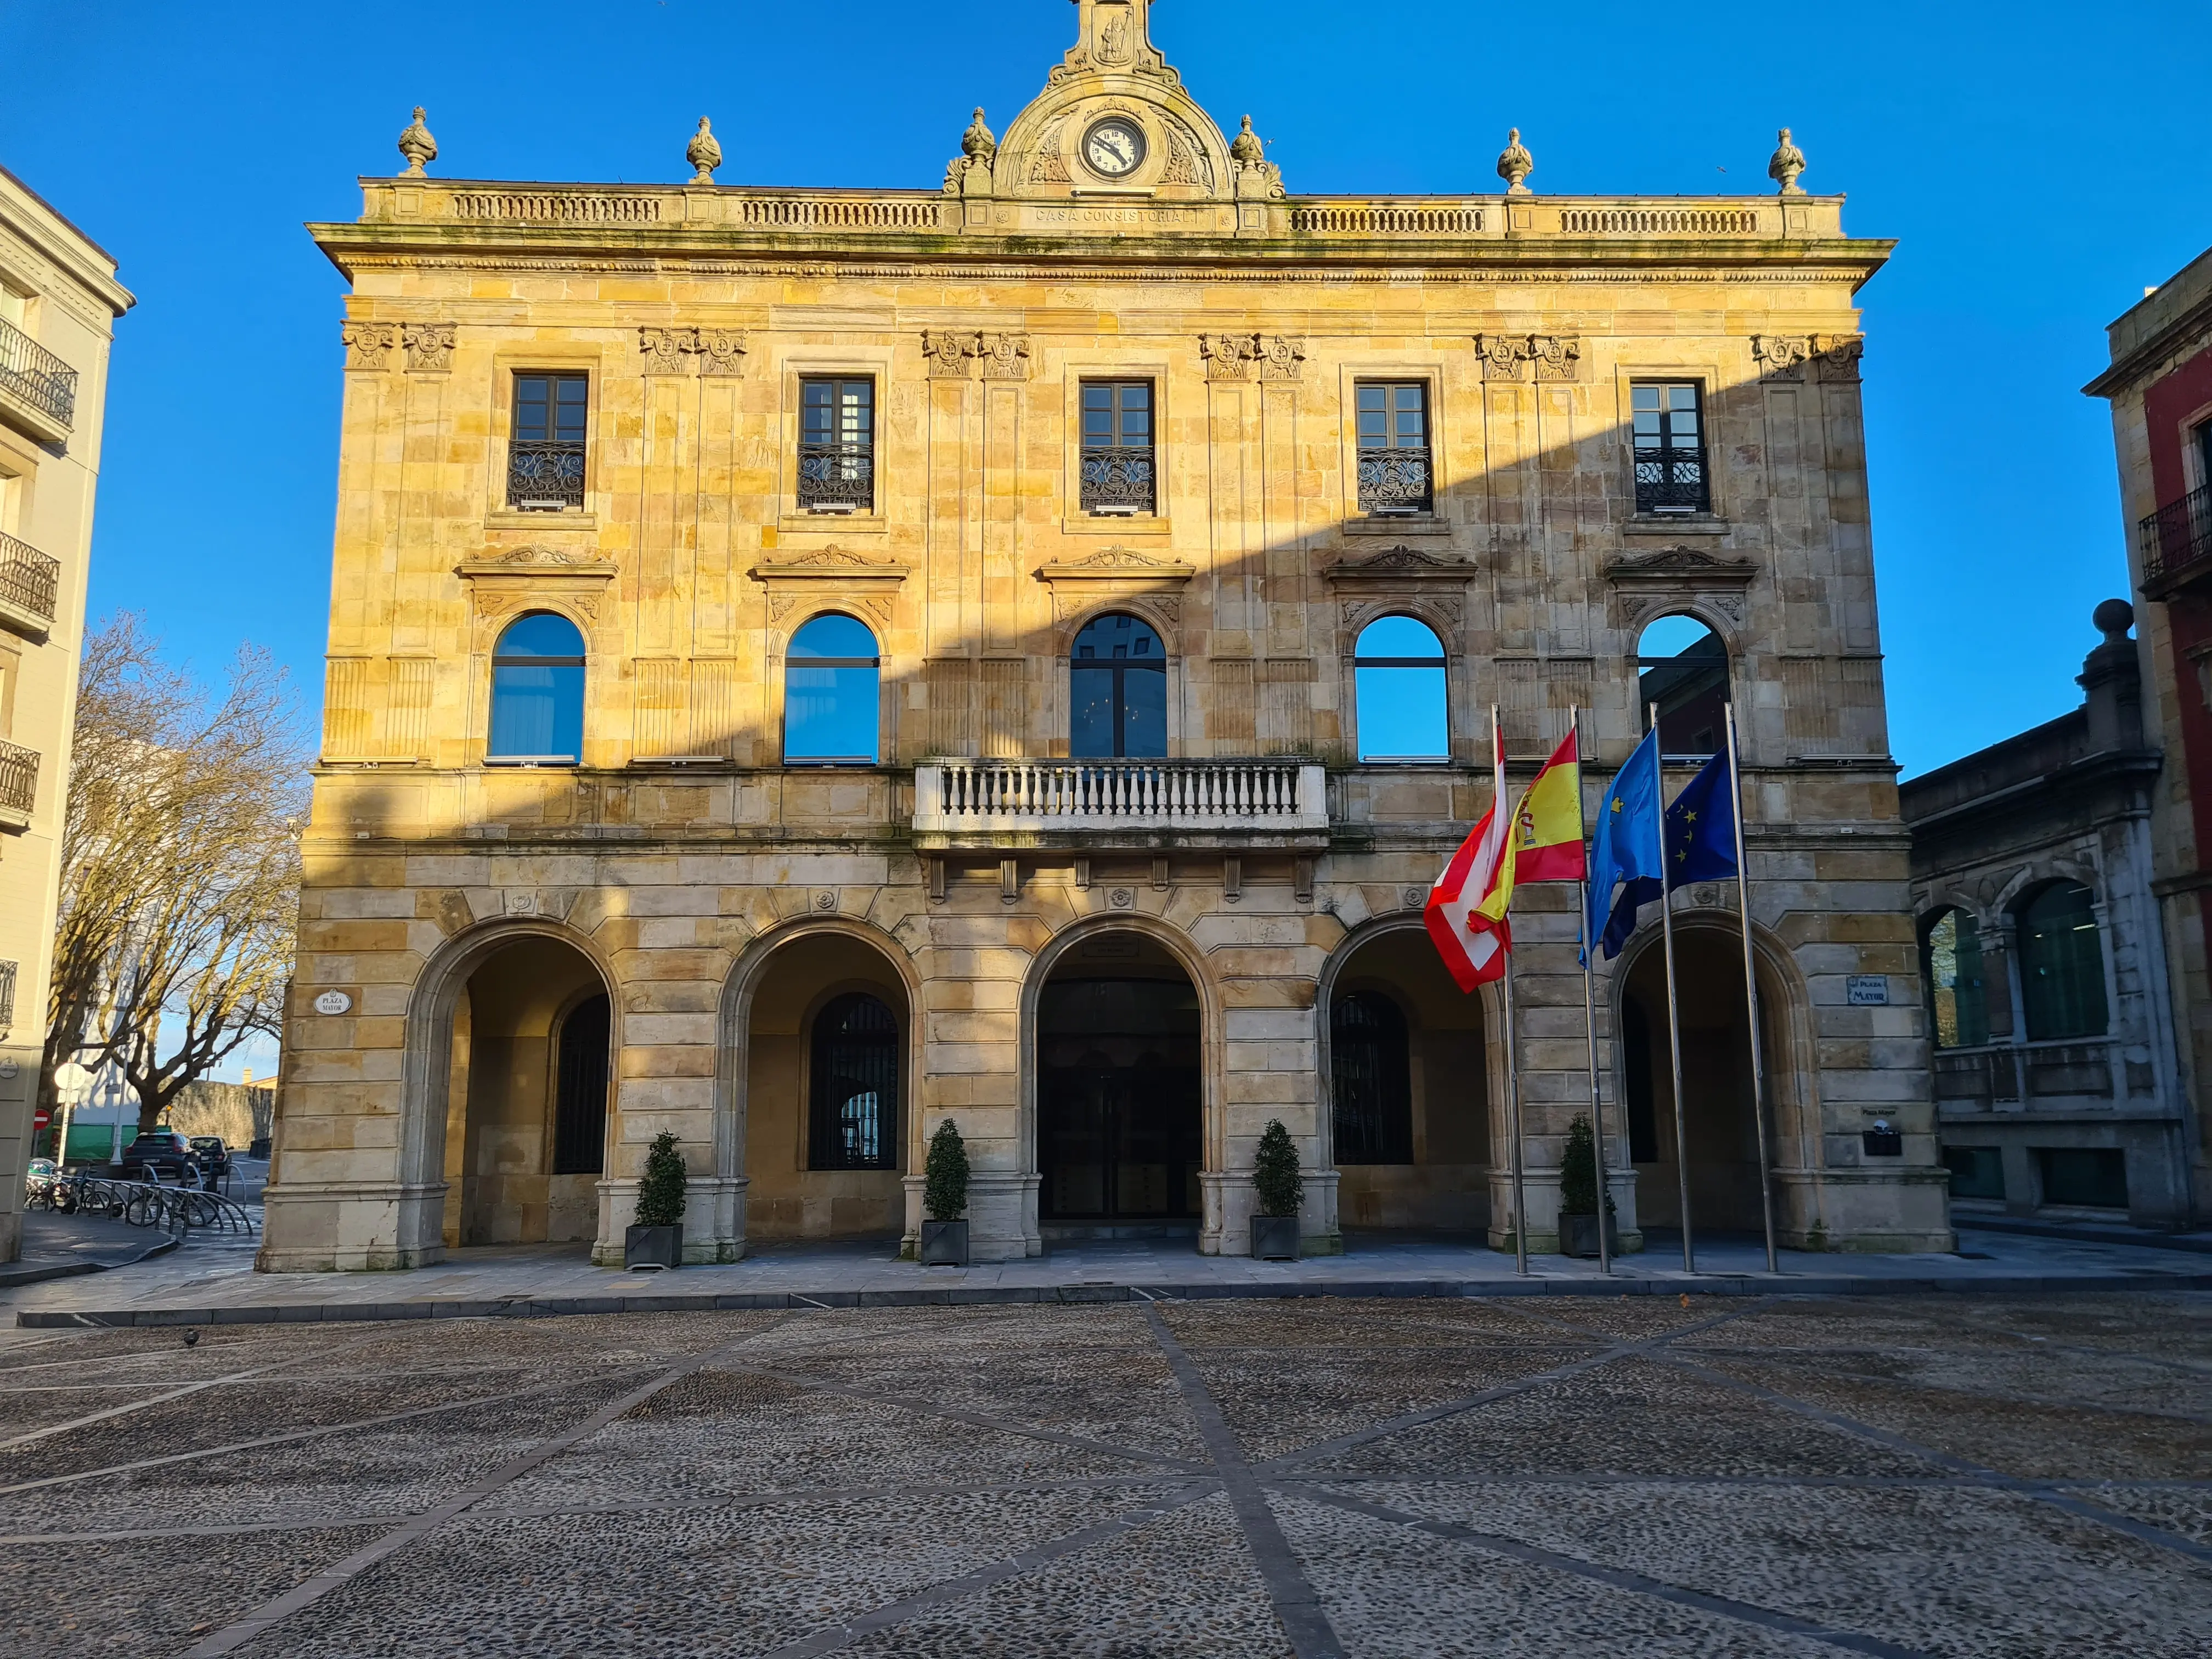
left=42, top=615, right=308, bottom=1138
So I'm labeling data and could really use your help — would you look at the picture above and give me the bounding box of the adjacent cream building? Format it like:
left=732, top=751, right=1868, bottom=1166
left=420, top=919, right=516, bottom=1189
left=263, top=0, right=1950, bottom=1271
left=0, top=165, right=131, bottom=1262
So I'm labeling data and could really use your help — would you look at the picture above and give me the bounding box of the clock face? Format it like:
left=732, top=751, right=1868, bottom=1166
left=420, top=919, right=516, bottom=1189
left=1082, top=119, right=1147, bottom=179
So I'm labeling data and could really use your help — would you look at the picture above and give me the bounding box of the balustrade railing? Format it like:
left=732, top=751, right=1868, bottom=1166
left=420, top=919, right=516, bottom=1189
left=0, top=530, right=60, bottom=628
left=798, top=442, right=876, bottom=512
left=1080, top=445, right=1156, bottom=515
left=1357, top=446, right=1434, bottom=514
left=0, top=737, right=37, bottom=817
left=915, top=758, right=1328, bottom=837
left=1633, top=444, right=1711, bottom=514
left=2141, top=483, right=2212, bottom=595
left=507, top=439, right=586, bottom=510
left=0, top=315, right=76, bottom=431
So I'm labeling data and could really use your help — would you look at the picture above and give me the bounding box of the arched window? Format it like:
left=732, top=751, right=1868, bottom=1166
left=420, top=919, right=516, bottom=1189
left=1636, top=614, right=1729, bottom=759
left=1353, top=616, right=1448, bottom=761
left=552, top=994, right=610, bottom=1176
left=489, top=612, right=586, bottom=763
left=785, top=614, right=881, bottom=764
left=1070, top=612, right=1167, bottom=759
left=2017, top=882, right=2109, bottom=1041
left=1921, top=909, right=1989, bottom=1050
left=1331, top=991, right=1413, bottom=1165
left=809, top=993, right=901, bottom=1171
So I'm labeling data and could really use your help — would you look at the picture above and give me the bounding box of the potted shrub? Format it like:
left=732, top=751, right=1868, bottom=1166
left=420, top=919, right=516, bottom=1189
left=919, top=1118, right=970, bottom=1266
left=1250, top=1119, right=1302, bottom=1260
left=1556, top=1112, right=1617, bottom=1259
left=624, top=1131, right=687, bottom=1270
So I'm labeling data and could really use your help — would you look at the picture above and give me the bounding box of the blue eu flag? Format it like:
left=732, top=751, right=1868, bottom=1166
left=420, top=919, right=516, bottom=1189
left=1664, top=749, right=1738, bottom=891
left=1586, top=728, right=1664, bottom=960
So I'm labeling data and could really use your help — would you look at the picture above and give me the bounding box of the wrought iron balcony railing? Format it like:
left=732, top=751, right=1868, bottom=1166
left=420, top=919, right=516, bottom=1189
left=913, top=758, right=1329, bottom=847
left=1633, top=444, right=1711, bottom=514
left=0, top=530, right=60, bottom=632
left=0, top=315, right=76, bottom=432
left=506, top=439, right=586, bottom=510
left=1080, top=445, right=1156, bottom=515
left=0, top=737, right=39, bottom=821
left=798, top=441, right=875, bottom=512
left=2141, top=483, right=2212, bottom=598
left=1357, top=445, right=1434, bottom=514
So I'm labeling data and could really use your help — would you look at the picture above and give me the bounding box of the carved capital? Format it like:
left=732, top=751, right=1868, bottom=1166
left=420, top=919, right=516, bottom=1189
left=1813, top=334, right=1864, bottom=383
left=341, top=321, right=398, bottom=371
left=640, top=326, right=697, bottom=375
left=982, top=332, right=1031, bottom=381
left=922, top=329, right=984, bottom=379
left=1258, top=335, right=1306, bottom=381
left=1750, top=334, right=1812, bottom=381
left=1530, top=334, right=1582, bottom=383
left=1199, top=332, right=1260, bottom=382
left=698, top=329, right=748, bottom=376
left=1474, top=333, right=1532, bottom=382
left=402, top=321, right=455, bottom=373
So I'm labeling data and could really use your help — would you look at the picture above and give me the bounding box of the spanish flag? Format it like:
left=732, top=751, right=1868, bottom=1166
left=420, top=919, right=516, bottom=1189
left=1472, top=730, right=1588, bottom=928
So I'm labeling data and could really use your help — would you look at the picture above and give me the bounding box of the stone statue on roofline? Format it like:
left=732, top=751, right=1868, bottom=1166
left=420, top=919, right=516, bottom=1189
left=1231, top=116, right=1285, bottom=200
left=687, top=117, right=722, bottom=185
left=396, top=107, right=437, bottom=178
left=1497, top=128, right=1533, bottom=195
left=1769, top=127, right=1807, bottom=195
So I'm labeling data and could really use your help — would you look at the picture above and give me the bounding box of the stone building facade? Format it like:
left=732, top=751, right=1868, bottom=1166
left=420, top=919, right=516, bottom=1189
left=1902, top=603, right=2193, bottom=1227
left=2087, top=244, right=2212, bottom=1225
left=0, top=165, right=130, bottom=1262
left=261, top=0, right=1950, bottom=1271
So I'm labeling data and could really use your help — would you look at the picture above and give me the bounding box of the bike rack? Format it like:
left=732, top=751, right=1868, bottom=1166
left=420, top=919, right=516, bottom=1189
left=27, top=1174, right=258, bottom=1239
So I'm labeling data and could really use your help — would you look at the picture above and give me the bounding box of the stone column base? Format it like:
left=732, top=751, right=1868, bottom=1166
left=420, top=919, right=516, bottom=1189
left=257, top=1182, right=450, bottom=1273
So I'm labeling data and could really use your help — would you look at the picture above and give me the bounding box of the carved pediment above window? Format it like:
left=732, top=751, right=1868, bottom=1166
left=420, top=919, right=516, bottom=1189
left=1035, top=545, right=1195, bottom=623
left=454, top=545, right=616, bottom=619
left=751, top=546, right=909, bottom=625
left=1603, top=546, right=1758, bottom=627
left=458, top=543, right=614, bottom=574
left=1325, top=545, right=1478, bottom=583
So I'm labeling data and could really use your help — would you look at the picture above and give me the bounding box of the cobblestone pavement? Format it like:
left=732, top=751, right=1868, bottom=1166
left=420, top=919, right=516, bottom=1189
left=0, top=1291, right=2205, bottom=1657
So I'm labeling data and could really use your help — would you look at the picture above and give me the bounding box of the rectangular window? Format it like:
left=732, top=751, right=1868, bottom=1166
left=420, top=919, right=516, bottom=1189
left=1356, top=382, right=1433, bottom=514
left=1080, top=381, right=1156, bottom=515
left=1632, top=382, right=1711, bottom=514
left=1942, top=1146, right=2005, bottom=1201
left=799, top=377, right=875, bottom=513
left=2036, top=1147, right=2128, bottom=1211
left=2194, top=419, right=2212, bottom=493
left=507, top=372, right=589, bottom=510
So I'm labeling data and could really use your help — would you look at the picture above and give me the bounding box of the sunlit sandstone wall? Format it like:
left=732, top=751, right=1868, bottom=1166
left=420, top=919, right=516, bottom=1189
left=264, top=167, right=1946, bottom=1267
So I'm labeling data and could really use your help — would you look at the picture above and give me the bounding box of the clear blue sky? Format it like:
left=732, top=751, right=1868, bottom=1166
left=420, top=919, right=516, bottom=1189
left=4, top=0, right=2210, bottom=783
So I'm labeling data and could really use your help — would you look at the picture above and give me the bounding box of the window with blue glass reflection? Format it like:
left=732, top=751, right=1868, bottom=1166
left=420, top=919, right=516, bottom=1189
left=784, top=613, right=882, bottom=764
left=1070, top=612, right=1167, bottom=758
left=1353, top=615, right=1448, bottom=760
left=488, top=612, right=586, bottom=763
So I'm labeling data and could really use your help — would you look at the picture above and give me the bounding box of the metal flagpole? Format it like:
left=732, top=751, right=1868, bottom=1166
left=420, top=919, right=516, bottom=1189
left=1573, top=707, right=1611, bottom=1276
left=1725, top=702, right=1780, bottom=1274
left=1651, top=701, right=1695, bottom=1274
left=1496, top=707, right=1529, bottom=1277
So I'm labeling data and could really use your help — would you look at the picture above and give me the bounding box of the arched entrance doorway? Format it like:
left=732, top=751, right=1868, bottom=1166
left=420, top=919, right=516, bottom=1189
left=1037, top=930, right=1202, bottom=1238
left=1323, top=924, right=1491, bottom=1232
left=439, top=934, right=612, bottom=1248
left=741, top=931, right=912, bottom=1243
left=1619, top=924, right=1778, bottom=1234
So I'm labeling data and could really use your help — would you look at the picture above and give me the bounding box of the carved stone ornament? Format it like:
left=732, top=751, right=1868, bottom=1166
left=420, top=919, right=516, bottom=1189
left=639, top=326, right=750, bottom=377
left=402, top=321, right=455, bottom=373
left=1475, top=333, right=1533, bottom=382
left=342, top=321, right=399, bottom=371
left=1751, top=334, right=1813, bottom=380
left=698, top=329, right=747, bottom=376
left=686, top=117, right=722, bottom=185
left=1496, top=128, right=1534, bottom=195
left=983, top=332, right=1032, bottom=381
left=1530, top=335, right=1582, bottom=383
left=1812, top=334, right=1864, bottom=383
left=943, top=107, right=997, bottom=196
left=454, top=544, right=616, bottom=619
left=1257, top=335, right=1306, bottom=380
left=923, top=329, right=984, bottom=379
left=1199, top=333, right=1259, bottom=382
left=1769, top=127, right=1807, bottom=195
left=1035, top=545, right=1195, bottom=625
left=1229, top=115, right=1286, bottom=200
left=1048, top=0, right=1180, bottom=90
left=479, top=544, right=612, bottom=567
left=1602, top=546, right=1757, bottom=628
left=396, top=106, right=437, bottom=178
left=751, top=545, right=909, bottom=626
left=1327, top=544, right=1477, bottom=580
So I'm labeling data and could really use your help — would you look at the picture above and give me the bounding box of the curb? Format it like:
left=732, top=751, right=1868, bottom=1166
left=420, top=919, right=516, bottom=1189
left=18, top=1267, right=2212, bottom=1328
left=1954, top=1216, right=2212, bottom=1255
left=0, top=1234, right=180, bottom=1291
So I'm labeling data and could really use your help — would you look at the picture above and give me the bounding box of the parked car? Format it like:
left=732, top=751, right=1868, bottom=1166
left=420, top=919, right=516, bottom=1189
left=189, top=1137, right=232, bottom=1182
left=119, top=1131, right=201, bottom=1186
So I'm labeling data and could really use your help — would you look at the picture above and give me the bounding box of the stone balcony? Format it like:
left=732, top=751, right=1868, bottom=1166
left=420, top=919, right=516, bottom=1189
left=912, top=758, right=1329, bottom=851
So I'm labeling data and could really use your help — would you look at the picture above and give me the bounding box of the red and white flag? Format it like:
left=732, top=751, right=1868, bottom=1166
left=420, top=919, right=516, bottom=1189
left=1424, top=713, right=1513, bottom=992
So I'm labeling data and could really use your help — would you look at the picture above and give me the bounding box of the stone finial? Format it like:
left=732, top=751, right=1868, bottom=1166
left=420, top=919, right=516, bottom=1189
left=1768, top=127, right=1807, bottom=195
left=1496, top=128, right=1533, bottom=195
left=962, top=107, right=998, bottom=163
left=2094, top=597, right=2135, bottom=645
left=396, top=106, right=437, bottom=178
left=1232, top=115, right=1265, bottom=167
left=686, top=117, right=722, bottom=184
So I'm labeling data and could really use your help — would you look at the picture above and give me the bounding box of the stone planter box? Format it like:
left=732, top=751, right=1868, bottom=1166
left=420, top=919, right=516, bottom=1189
left=919, top=1220, right=969, bottom=1266
left=624, top=1223, right=682, bottom=1271
left=1251, top=1215, right=1301, bottom=1261
left=1559, top=1213, right=1618, bottom=1260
